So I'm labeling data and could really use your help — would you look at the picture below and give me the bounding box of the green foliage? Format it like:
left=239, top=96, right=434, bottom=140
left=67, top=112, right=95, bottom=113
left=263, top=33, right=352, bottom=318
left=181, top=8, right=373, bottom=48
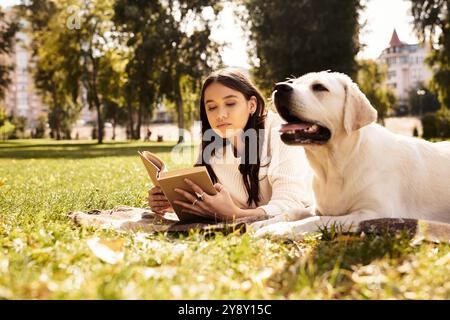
left=22, top=0, right=127, bottom=144
left=243, top=0, right=363, bottom=94
left=20, top=0, right=80, bottom=140
left=356, top=59, right=397, bottom=123
left=0, top=120, right=15, bottom=140
left=422, top=108, right=450, bottom=139
left=0, top=105, right=6, bottom=126
left=7, top=114, right=27, bottom=139
left=407, top=82, right=440, bottom=116
left=0, top=7, right=19, bottom=100
left=410, top=0, right=450, bottom=109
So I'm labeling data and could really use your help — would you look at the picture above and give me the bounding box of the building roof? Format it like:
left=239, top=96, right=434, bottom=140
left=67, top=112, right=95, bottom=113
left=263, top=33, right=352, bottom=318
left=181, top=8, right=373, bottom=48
left=389, top=29, right=403, bottom=47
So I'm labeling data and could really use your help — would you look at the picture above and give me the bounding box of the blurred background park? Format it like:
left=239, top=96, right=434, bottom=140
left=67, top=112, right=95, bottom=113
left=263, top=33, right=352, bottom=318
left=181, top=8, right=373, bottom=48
left=0, top=0, right=449, bottom=143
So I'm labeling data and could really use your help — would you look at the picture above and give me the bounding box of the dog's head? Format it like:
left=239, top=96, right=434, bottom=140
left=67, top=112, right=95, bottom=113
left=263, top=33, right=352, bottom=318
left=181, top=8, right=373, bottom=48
left=272, top=71, right=378, bottom=146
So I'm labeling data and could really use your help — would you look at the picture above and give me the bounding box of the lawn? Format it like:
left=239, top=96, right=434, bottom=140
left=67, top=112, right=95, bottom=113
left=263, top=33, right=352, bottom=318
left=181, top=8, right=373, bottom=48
left=0, top=139, right=449, bottom=299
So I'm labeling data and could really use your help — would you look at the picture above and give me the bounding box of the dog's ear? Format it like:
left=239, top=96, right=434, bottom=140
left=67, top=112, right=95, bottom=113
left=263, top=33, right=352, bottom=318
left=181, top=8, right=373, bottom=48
left=341, top=75, right=378, bottom=134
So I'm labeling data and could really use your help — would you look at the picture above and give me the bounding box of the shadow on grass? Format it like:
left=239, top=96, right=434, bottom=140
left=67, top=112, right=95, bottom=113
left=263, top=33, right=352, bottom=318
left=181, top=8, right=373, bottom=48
left=0, top=144, right=182, bottom=159
left=268, top=230, right=416, bottom=295
left=312, top=230, right=414, bottom=271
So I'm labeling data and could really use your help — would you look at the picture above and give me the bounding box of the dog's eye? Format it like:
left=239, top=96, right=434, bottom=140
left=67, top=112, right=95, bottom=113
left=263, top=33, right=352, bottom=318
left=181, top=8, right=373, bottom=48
left=312, top=83, right=329, bottom=92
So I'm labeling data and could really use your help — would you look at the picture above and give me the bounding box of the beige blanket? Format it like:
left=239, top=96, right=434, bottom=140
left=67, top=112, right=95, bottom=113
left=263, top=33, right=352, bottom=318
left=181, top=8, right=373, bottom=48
left=68, top=206, right=266, bottom=235
left=68, top=206, right=450, bottom=242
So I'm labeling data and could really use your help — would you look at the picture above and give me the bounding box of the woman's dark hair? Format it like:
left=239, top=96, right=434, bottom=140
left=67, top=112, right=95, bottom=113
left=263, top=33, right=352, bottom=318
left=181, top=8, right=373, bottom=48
left=196, top=68, right=267, bottom=207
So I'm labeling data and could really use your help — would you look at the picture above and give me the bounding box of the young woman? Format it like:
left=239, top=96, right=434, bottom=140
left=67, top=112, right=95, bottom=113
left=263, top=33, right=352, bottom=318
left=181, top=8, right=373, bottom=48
left=147, top=68, right=313, bottom=221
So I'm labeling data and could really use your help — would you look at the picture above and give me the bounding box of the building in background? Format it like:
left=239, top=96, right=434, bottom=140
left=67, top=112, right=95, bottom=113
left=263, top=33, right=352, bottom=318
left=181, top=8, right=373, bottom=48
left=1, top=10, right=48, bottom=131
left=151, top=102, right=173, bottom=123
left=378, top=29, right=432, bottom=108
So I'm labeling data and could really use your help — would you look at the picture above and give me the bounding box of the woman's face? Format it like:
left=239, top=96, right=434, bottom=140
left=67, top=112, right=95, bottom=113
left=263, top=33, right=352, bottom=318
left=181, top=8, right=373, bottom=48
left=204, top=82, right=257, bottom=139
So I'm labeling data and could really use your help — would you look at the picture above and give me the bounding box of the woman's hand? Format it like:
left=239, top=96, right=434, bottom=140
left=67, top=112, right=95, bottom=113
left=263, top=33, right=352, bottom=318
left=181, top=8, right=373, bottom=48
left=173, top=178, right=242, bottom=222
left=147, top=186, right=173, bottom=214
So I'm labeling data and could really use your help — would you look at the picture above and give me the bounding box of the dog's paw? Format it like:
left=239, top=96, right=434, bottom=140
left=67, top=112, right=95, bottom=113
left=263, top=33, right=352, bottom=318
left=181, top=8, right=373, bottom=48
left=283, top=206, right=316, bottom=221
left=252, top=216, right=322, bottom=241
left=249, top=207, right=316, bottom=231
left=249, top=215, right=285, bottom=231
left=252, top=222, right=298, bottom=240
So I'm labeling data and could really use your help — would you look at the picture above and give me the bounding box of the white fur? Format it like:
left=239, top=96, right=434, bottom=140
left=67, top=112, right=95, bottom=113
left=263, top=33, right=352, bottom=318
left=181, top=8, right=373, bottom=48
left=252, top=71, right=450, bottom=240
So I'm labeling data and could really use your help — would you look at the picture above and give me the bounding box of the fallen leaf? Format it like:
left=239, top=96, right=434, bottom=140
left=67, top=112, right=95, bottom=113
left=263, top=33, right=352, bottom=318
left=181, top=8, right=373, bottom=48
left=98, top=238, right=125, bottom=252
left=87, top=237, right=125, bottom=264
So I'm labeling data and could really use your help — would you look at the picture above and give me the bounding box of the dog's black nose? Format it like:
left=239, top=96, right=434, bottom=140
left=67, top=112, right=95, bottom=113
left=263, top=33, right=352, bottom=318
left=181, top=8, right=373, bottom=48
left=273, top=83, right=297, bottom=122
left=274, top=83, right=293, bottom=93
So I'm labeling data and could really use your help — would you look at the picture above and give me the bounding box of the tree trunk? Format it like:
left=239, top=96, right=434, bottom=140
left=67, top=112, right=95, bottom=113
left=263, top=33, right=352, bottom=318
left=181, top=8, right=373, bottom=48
left=51, top=88, right=61, bottom=140
left=94, top=98, right=103, bottom=144
left=55, top=105, right=61, bottom=140
left=175, top=75, right=184, bottom=143
left=90, top=56, right=103, bottom=144
left=126, top=98, right=134, bottom=140
left=112, top=119, right=116, bottom=141
left=136, top=101, right=143, bottom=140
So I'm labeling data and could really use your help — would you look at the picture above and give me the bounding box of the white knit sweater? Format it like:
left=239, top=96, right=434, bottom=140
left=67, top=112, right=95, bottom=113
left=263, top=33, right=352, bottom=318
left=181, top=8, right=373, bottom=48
left=203, top=111, right=314, bottom=217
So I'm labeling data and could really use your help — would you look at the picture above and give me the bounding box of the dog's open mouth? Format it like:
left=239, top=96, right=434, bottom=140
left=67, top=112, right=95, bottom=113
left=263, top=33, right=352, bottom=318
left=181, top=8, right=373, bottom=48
left=279, top=119, right=331, bottom=145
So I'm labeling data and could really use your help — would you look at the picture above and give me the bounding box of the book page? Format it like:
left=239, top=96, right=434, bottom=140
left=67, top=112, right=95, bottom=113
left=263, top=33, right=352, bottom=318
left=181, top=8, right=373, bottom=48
left=158, top=167, right=217, bottom=221
left=138, top=151, right=162, bottom=187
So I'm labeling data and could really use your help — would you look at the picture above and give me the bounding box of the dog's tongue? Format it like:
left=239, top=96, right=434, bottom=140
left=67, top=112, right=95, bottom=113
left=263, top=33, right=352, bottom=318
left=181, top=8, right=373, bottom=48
left=280, top=122, right=312, bottom=133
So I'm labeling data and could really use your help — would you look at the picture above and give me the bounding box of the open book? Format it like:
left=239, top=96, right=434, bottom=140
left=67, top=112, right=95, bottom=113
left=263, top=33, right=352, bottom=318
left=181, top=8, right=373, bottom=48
left=138, top=151, right=217, bottom=222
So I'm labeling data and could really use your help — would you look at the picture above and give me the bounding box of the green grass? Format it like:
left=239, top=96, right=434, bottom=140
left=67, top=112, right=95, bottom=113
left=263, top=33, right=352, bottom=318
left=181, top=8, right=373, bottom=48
left=0, top=139, right=449, bottom=299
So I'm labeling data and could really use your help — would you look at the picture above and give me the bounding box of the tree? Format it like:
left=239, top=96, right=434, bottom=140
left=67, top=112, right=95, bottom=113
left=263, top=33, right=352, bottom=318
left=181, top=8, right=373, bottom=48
left=113, top=1, right=168, bottom=140
left=23, top=0, right=128, bottom=143
left=99, top=50, right=128, bottom=141
left=356, top=59, right=397, bottom=125
left=407, top=82, right=440, bottom=116
left=157, top=1, right=221, bottom=143
left=113, top=0, right=221, bottom=142
left=410, top=0, right=450, bottom=109
left=242, top=0, right=363, bottom=94
left=0, top=7, right=19, bottom=100
left=21, top=0, right=81, bottom=140
left=76, top=0, right=125, bottom=144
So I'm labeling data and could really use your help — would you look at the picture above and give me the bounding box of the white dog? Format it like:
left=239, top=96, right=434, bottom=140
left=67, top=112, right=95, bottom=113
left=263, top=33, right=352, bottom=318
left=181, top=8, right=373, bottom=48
left=252, top=71, right=450, bottom=239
